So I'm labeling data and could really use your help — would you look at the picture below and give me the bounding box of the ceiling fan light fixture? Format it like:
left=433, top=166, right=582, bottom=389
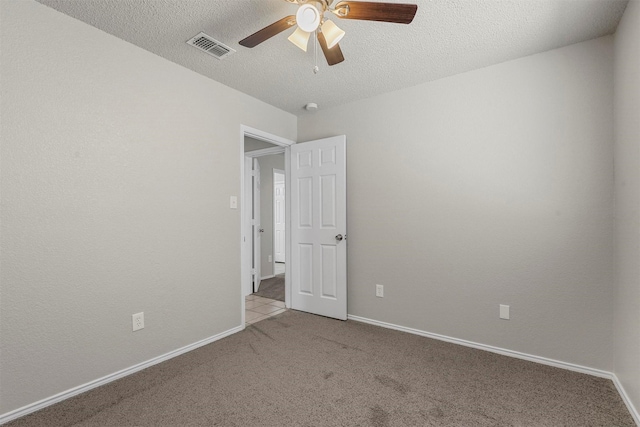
left=321, top=19, right=345, bottom=49
left=296, top=4, right=321, bottom=32
left=239, top=1, right=419, bottom=69
left=288, top=27, right=311, bottom=51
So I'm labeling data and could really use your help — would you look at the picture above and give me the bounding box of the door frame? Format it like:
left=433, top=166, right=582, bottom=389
left=252, top=158, right=262, bottom=293
left=240, top=125, right=294, bottom=327
left=243, top=156, right=253, bottom=297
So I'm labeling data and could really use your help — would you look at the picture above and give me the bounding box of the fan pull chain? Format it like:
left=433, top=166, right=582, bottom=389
left=313, top=29, right=319, bottom=74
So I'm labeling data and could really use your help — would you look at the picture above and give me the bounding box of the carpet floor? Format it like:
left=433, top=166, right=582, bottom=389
left=253, top=274, right=284, bottom=302
left=7, top=310, right=635, bottom=426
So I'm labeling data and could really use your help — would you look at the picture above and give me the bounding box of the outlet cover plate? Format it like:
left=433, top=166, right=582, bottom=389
left=376, top=284, right=384, bottom=298
left=499, top=305, right=510, bottom=320
left=132, top=312, right=144, bottom=331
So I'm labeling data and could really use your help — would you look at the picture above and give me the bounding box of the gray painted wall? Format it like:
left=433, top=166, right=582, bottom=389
left=299, top=36, right=615, bottom=371
left=244, top=136, right=275, bottom=152
left=613, top=0, right=640, bottom=415
left=2, top=0, right=637, bottom=420
left=0, top=0, right=296, bottom=415
left=257, top=154, right=285, bottom=278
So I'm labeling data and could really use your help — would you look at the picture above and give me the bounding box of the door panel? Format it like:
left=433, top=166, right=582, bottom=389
left=321, top=244, right=337, bottom=299
left=253, top=158, right=261, bottom=292
left=320, top=175, right=336, bottom=227
left=298, top=176, right=313, bottom=228
left=297, top=150, right=313, bottom=168
left=290, top=135, right=347, bottom=320
left=299, top=244, right=314, bottom=295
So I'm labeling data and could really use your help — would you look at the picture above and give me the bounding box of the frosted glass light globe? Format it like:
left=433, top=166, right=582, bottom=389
left=296, top=4, right=321, bottom=33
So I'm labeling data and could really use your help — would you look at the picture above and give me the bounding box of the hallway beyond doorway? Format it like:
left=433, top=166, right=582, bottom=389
left=245, top=295, right=286, bottom=326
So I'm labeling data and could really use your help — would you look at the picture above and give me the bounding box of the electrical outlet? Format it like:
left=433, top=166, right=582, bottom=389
left=376, top=284, right=384, bottom=298
left=132, top=312, right=144, bottom=331
left=268, top=255, right=272, bottom=263
left=499, top=305, right=510, bottom=320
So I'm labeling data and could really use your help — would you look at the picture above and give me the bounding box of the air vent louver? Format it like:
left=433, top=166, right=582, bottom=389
left=187, top=32, right=235, bottom=60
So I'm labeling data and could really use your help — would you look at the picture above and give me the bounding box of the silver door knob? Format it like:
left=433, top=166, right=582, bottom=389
left=259, top=228, right=264, bottom=233
left=335, top=234, right=343, bottom=241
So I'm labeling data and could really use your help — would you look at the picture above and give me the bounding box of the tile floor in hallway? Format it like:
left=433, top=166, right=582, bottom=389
left=245, top=295, right=286, bottom=325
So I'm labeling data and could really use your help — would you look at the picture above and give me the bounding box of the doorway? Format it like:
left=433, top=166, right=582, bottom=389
left=241, top=127, right=348, bottom=326
left=240, top=126, right=294, bottom=326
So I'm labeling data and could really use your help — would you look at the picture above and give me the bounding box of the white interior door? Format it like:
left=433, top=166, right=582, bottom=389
left=253, top=158, right=261, bottom=292
left=290, top=135, right=347, bottom=320
left=274, top=172, right=286, bottom=264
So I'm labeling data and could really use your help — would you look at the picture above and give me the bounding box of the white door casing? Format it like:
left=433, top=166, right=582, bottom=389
left=243, top=156, right=253, bottom=296
left=290, top=135, right=347, bottom=320
left=240, top=125, right=294, bottom=327
left=274, top=171, right=286, bottom=264
left=253, top=158, right=261, bottom=292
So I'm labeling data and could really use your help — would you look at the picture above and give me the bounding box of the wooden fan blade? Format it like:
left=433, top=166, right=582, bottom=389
left=239, top=15, right=296, bottom=48
left=333, top=1, right=417, bottom=24
left=318, top=32, right=345, bottom=66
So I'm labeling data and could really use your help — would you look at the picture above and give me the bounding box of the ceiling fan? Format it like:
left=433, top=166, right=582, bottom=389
left=239, top=0, right=418, bottom=68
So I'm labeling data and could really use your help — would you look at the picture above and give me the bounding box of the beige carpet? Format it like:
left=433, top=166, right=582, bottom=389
left=7, top=310, right=635, bottom=426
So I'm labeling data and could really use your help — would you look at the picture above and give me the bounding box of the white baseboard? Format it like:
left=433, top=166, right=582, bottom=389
left=348, top=315, right=640, bottom=425
left=3, top=318, right=637, bottom=427
left=347, top=315, right=611, bottom=378
left=0, top=325, right=243, bottom=425
left=260, top=274, right=275, bottom=280
left=612, top=374, right=640, bottom=426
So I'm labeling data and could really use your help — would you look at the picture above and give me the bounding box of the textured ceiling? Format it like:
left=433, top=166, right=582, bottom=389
left=36, top=0, right=628, bottom=115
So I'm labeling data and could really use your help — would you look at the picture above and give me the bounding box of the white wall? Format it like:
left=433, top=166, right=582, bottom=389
left=299, top=37, right=615, bottom=371
left=613, top=0, right=640, bottom=417
left=0, top=0, right=296, bottom=415
left=257, top=154, right=285, bottom=278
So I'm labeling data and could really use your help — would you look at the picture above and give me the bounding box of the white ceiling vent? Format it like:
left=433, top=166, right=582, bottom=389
left=187, top=32, right=235, bottom=60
